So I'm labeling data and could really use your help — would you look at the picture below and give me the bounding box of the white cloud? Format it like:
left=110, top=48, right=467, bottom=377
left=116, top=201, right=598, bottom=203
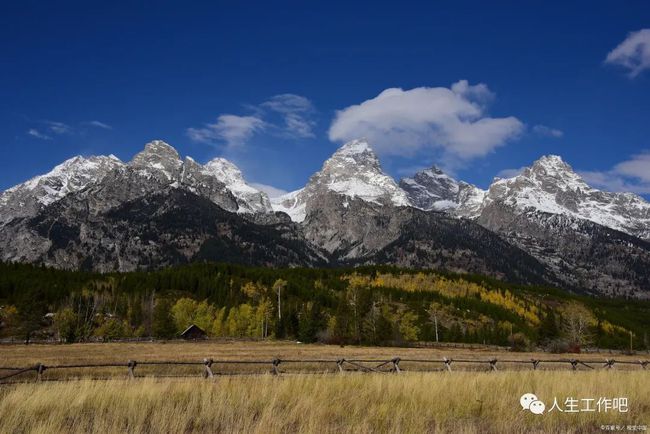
left=282, top=112, right=315, bottom=138
left=533, top=124, right=563, bottom=138
left=44, top=121, right=72, bottom=135
left=613, top=151, right=650, bottom=182
left=578, top=151, right=650, bottom=194
left=187, top=114, right=266, bottom=148
left=496, top=166, right=526, bottom=179
left=261, top=94, right=315, bottom=138
left=250, top=182, right=288, bottom=198
left=87, top=120, right=112, bottom=130
left=188, top=94, right=315, bottom=148
left=27, top=129, right=52, bottom=140
left=261, top=93, right=313, bottom=114
left=328, top=81, right=524, bottom=162
left=450, top=80, right=494, bottom=104
left=27, top=119, right=111, bottom=140
left=605, top=29, right=650, bottom=78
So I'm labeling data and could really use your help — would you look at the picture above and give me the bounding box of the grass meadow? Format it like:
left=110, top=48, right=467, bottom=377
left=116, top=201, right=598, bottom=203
left=1, top=341, right=649, bottom=433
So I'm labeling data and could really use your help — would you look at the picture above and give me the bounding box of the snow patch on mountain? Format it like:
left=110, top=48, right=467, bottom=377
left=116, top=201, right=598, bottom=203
left=271, top=189, right=307, bottom=222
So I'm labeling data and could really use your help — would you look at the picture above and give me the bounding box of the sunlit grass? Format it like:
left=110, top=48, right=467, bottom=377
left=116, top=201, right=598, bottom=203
left=0, top=371, right=647, bottom=433
left=1, top=341, right=648, bottom=433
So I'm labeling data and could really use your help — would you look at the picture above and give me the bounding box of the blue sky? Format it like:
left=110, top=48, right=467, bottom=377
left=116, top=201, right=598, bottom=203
left=1, top=1, right=650, bottom=197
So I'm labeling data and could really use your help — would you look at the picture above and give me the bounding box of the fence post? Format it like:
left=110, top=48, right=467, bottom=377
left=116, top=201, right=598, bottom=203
left=570, top=359, right=578, bottom=371
left=127, top=360, right=137, bottom=379
left=271, top=359, right=281, bottom=376
left=443, top=357, right=452, bottom=372
left=36, top=363, right=46, bottom=382
left=336, top=359, right=345, bottom=373
left=531, top=359, right=540, bottom=370
left=489, top=359, right=498, bottom=372
left=604, top=359, right=615, bottom=370
left=391, top=357, right=401, bottom=374
left=203, top=358, right=214, bottom=378
left=640, top=361, right=647, bottom=370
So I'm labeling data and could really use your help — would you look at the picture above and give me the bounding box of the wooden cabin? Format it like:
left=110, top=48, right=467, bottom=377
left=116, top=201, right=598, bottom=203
left=180, top=324, right=207, bottom=340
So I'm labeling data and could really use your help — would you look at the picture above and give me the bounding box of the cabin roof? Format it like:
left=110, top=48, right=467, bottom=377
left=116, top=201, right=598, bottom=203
left=180, top=324, right=206, bottom=336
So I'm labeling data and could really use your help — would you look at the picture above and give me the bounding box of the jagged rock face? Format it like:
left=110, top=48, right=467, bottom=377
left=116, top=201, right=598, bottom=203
left=271, top=139, right=410, bottom=222
left=477, top=209, right=650, bottom=298
left=301, top=192, right=406, bottom=259
left=128, top=140, right=268, bottom=214
left=130, top=140, right=184, bottom=181
left=480, top=155, right=650, bottom=240
left=0, top=189, right=326, bottom=272
left=202, top=158, right=272, bottom=213
left=299, top=191, right=553, bottom=284
left=0, top=155, right=124, bottom=225
left=365, top=208, right=556, bottom=285
left=0, top=140, right=310, bottom=272
left=400, top=166, right=485, bottom=218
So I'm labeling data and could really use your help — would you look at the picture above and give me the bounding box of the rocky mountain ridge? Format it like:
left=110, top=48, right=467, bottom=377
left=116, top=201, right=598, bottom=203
left=1, top=139, right=650, bottom=298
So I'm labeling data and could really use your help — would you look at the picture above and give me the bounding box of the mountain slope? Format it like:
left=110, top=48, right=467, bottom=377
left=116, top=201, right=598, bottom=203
left=477, top=209, right=650, bottom=298
left=477, top=156, right=650, bottom=298
left=0, top=188, right=325, bottom=272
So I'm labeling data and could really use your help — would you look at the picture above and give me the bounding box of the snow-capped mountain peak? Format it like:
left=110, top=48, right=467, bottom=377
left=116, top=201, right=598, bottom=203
left=204, top=158, right=246, bottom=183
left=400, top=165, right=485, bottom=218
left=482, top=154, right=650, bottom=239
left=332, top=138, right=374, bottom=157
left=525, top=154, right=586, bottom=188
left=320, top=139, right=410, bottom=206
left=0, top=154, right=124, bottom=224
left=130, top=140, right=182, bottom=180
left=271, top=139, right=410, bottom=222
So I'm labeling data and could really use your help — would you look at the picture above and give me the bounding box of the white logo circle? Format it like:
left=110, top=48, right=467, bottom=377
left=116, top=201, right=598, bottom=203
left=520, top=393, right=538, bottom=410
left=529, top=400, right=546, bottom=415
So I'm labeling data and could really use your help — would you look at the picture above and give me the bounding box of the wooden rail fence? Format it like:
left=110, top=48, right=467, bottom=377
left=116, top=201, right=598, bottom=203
left=1, top=357, right=648, bottom=384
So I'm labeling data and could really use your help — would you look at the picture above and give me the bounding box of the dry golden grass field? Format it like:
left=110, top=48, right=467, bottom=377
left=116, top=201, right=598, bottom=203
left=1, top=341, right=649, bottom=433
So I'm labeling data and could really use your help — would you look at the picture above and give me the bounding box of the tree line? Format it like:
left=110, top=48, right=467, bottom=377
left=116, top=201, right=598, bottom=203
left=0, top=262, right=648, bottom=351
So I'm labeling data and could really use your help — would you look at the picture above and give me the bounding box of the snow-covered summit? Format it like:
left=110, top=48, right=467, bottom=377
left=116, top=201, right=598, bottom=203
left=130, top=140, right=183, bottom=180
left=482, top=155, right=650, bottom=239
left=271, top=139, right=410, bottom=222
left=319, top=139, right=410, bottom=206
left=400, top=165, right=486, bottom=218
left=333, top=138, right=373, bottom=156
left=0, top=154, right=124, bottom=224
